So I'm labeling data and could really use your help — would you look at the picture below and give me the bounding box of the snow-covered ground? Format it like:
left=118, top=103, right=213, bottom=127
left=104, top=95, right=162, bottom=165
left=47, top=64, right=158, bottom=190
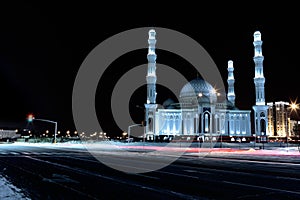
left=0, top=175, right=30, bottom=200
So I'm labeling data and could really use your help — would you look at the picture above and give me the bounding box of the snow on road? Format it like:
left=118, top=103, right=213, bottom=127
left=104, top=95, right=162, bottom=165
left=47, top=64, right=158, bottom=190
left=0, top=174, right=30, bottom=200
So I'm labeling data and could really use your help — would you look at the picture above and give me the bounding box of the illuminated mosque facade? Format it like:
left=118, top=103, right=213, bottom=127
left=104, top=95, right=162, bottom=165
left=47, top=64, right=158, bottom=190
left=144, top=29, right=268, bottom=142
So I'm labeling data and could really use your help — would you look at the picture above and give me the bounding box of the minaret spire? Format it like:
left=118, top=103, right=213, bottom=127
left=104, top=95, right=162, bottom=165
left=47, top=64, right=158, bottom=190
left=252, top=31, right=269, bottom=140
left=144, top=29, right=158, bottom=138
left=227, top=60, right=235, bottom=106
left=253, top=31, right=265, bottom=105
left=146, top=29, right=157, bottom=104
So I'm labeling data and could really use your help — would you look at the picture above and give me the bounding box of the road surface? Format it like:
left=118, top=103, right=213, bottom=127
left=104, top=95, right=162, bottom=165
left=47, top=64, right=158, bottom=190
left=0, top=143, right=300, bottom=199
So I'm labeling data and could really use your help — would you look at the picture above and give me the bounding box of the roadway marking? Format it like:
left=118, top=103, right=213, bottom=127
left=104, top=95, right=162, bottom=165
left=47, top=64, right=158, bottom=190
left=178, top=162, right=300, bottom=183
left=31, top=152, right=41, bottom=155
left=24, top=156, right=198, bottom=200
left=43, top=173, right=80, bottom=184
left=275, top=176, right=300, bottom=181
left=101, top=160, right=159, bottom=172
left=40, top=152, right=52, bottom=155
left=223, top=181, right=300, bottom=195
left=133, top=173, right=160, bottom=180
left=205, top=156, right=300, bottom=166
left=156, top=171, right=199, bottom=179
left=183, top=169, right=210, bottom=175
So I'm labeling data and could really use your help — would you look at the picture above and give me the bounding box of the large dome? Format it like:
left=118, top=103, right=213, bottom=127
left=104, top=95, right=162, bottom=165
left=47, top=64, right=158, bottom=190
left=180, top=78, right=217, bottom=104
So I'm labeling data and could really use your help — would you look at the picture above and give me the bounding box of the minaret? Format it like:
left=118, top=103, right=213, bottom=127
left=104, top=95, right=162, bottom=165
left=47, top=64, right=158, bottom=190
left=146, top=29, right=157, bottom=104
left=144, top=29, right=158, bottom=137
left=252, top=31, right=269, bottom=140
left=253, top=31, right=265, bottom=105
left=227, top=60, right=235, bottom=106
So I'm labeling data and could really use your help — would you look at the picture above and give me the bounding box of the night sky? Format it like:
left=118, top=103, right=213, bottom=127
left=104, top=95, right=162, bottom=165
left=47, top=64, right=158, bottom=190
left=1, top=2, right=299, bottom=136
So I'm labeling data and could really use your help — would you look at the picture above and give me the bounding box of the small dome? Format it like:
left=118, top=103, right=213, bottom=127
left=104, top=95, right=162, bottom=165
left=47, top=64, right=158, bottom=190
left=163, top=98, right=175, bottom=108
left=180, top=78, right=217, bottom=104
left=221, top=99, right=239, bottom=110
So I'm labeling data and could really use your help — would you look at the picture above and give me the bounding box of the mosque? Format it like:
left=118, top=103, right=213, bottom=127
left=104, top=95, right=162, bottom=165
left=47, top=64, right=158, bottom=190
left=144, top=29, right=268, bottom=142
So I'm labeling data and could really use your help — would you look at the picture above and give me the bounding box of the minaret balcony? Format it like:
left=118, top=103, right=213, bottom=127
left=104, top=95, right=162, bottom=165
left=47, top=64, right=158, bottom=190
left=147, top=54, right=157, bottom=61
left=253, top=56, right=264, bottom=62
left=146, top=76, right=157, bottom=83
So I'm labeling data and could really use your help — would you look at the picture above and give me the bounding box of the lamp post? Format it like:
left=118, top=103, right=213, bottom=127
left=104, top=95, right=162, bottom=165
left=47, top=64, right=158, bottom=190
left=261, top=132, right=265, bottom=150
left=128, top=124, right=142, bottom=143
left=220, top=132, right=222, bottom=148
left=37, top=119, right=57, bottom=143
left=286, top=132, right=289, bottom=151
left=27, top=115, right=58, bottom=143
left=289, top=100, right=299, bottom=151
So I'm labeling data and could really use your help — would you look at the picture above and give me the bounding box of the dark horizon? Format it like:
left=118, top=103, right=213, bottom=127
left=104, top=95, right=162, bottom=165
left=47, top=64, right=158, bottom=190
left=1, top=2, right=299, bottom=136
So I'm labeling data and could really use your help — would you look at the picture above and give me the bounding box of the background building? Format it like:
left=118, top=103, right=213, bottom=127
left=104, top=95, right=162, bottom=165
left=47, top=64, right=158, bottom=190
left=290, top=120, right=300, bottom=140
left=267, top=101, right=291, bottom=139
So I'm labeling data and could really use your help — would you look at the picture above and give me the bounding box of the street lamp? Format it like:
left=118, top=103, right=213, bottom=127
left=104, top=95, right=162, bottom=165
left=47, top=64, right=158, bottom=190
left=289, top=100, right=300, bottom=150
left=27, top=114, right=34, bottom=122
left=27, top=114, right=58, bottom=143
left=128, top=124, right=142, bottom=143
left=289, top=99, right=299, bottom=120
left=220, top=132, right=222, bottom=148
left=122, top=132, right=127, bottom=139
left=290, top=102, right=299, bottom=111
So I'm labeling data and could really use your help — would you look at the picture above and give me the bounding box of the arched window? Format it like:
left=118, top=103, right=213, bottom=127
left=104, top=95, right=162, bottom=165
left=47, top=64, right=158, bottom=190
left=203, top=112, right=210, bottom=133
left=260, top=119, right=266, bottom=133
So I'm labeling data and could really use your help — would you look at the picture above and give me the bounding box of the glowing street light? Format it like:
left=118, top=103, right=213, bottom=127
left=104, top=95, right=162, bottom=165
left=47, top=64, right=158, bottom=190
left=27, top=114, right=35, bottom=122
left=26, top=114, right=58, bottom=143
left=288, top=99, right=300, bottom=150
left=291, top=102, right=299, bottom=111
left=289, top=98, right=299, bottom=113
left=289, top=99, right=300, bottom=125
